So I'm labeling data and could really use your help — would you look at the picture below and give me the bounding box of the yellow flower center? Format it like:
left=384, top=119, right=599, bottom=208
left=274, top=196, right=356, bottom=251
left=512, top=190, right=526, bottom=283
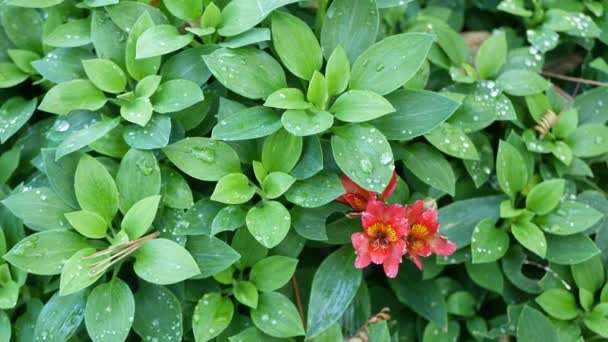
left=410, top=224, right=429, bottom=239
left=367, top=222, right=398, bottom=242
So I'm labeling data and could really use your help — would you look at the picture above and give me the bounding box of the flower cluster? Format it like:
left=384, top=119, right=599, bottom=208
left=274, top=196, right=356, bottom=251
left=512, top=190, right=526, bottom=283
left=337, top=172, right=457, bottom=278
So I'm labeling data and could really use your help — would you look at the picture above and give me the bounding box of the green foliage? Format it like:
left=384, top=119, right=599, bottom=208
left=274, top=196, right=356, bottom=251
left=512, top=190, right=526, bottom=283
left=1, top=0, right=608, bottom=340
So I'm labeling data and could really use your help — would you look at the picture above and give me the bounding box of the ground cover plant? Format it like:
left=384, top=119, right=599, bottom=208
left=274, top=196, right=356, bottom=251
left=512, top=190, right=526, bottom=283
left=0, top=0, right=608, bottom=340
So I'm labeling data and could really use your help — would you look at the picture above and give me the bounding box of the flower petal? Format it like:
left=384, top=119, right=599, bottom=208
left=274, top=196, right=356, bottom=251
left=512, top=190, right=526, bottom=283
left=340, top=175, right=370, bottom=197
left=409, top=239, right=433, bottom=257
left=420, top=207, right=439, bottom=234
left=383, top=240, right=407, bottom=278
left=378, top=171, right=397, bottom=201
left=369, top=244, right=391, bottom=264
left=384, top=203, right=408, bottom=238
left=405, top=200, right=424, bottom=224
left=352, top=233, right=372, bottom=268
left=337, top=193, right=368, bottom=211
left=361, top=197, right=385, bottom=229
left=409, top=253, right=423, bottom=270
left=430, top=235, right=457, bottom=256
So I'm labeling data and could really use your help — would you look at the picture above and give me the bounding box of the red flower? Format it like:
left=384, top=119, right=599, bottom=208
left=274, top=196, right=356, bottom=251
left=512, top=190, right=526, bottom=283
left=405, top=200, right=456, bottom=269
left=351, top=197, right=408, bottom=278
left=337, top=171, right=397, bottom=210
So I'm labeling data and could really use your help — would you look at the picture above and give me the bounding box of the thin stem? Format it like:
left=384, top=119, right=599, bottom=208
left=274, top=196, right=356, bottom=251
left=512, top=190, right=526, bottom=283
left=292, top=275, right=307, bottom=330
left=523, top=259, right=572, bottom=290
left=541, top=71, right=608, bottom=87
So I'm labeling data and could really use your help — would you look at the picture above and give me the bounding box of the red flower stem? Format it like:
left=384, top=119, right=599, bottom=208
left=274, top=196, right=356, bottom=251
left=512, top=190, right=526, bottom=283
left=292, top=275, right=307, bottom=330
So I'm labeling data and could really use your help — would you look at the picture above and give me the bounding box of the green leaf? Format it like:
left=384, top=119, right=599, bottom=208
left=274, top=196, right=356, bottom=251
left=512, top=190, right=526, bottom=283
left=264, top=88, right=311, bottom=110
left=125, top=115, right=172, bottom=149
left=164, top=0, right=202, bottom=20
left=163, top=137, right=241, bottom=181
left=496, top=140, right=528, bottom=197
left=497, top=69, right=550, bottom=96
left=281, top=110, right=334, bottom=136
left=44, top=18, right=91, bottom=48
left=326, top=46, right=350, bottom=96
left=34, top=291, right=86, bottom=342
left=471, top=218, right=509, bottom=263
left=212, top=106, right=282, bottom=140
left=201, top=2, right=222, bottom=27
left=82, top=58, right=126, bottom=93
left=151, top=79, right=204, bottom=113
left=1, top=187, right=72, bottom=231
left=0, top=311, right=9, bottom=341
left=59, top=248, right=104, bottom=296
left=133, top=283, right=182, bottom=341
left=234, top=281, right=259, bottom=308
left=251, top=291, right=305, bottom=338
left=262, top=128, right=303, bottom=173
left=580, top=288, right=594, bottom=312
left=476, top=30, right=507, bottom=79
left=511, top=221, right=547, bottom=258
left=525, top=179, right=565, bottom=215
left=535, top=289, right=579, bottom=320
left=565, top=124, right=608, bottom=158
left=160, top=167, right=193, bottom=209
left=116, top=148, right=161, bottom=213
left=465, top=261, right=504, bottom=293
left=250, top=256, right=298, bottom=292
left=423, top=320, right=460, bottom=342
left=517, top=306, right=559, bottom=342
left=218, top=0, right=299, bottom=36
left=332, top=124, right=394, bottom=191
left=330, top=90, right=394, bottom=122
left=56, top=117, right=121, bottom=160
left=203, top=47, right=286, bottom=99
left=291, top=135, right=323, bottom=179
left=120, top=97, right=153, bottom=126
left=85, top=279, right=135, bottom=342
left=126, top=13, right=161, bottom=81
left=402, top=143, right=455, bottom=195
left=389, top=267, right=447, bottom=328
left=307, top=71, right=328, bottom=109
left=211, top=173, right=256, bottom=205
left=536, top=201, right=603, bottom=235
left=5, top=0, right=63, bottom=7
left=187, top=234, right=241, bottom=277
left=350, top=33, right=434, bottom=95
left=424, top=123, right=479, bottom=160
left=136, top=25, right=192, bottom=59
left=447, top=291, right=476, bottom=317
left=210, top=205, right=246, bottom=236
left=262, top=172, right=295, bottom=199
left=306, top=246, right=361, bottom=338
left=546, top=233, right=600, bottom=265
left=0, top=7, right=42, bottom=53
left=246, top=201, right=290, bottom=249
left=0, top=97, right=37, bottom=143
left=193, top=293, right=234, bottom=340
left=571, top=254, right=605, bottom=293
left=39, top=79, right=107, bottom=115
left=121, top=195, right=161, bottom=239
left=65, top=210, right=107, bottom=239
left=372, top=90, right=461, bottom=140
left=133, top=238, right=200, bottom=284
left=320, top=0, right=378, bottom=62
left=271, top=11, right=322, bottom=80
left=0, top=62, right=28, bottom=88
left=32, top=48, right=93, bottom=83
left=284, top=171, right=344, bottom=208
left=75, top=154, right=119, bottom=222
left=0, top=147, right=19, bottom=185
left=4, top=230, right=88, bottom=275
left=584, top=303, right=608, bottom=337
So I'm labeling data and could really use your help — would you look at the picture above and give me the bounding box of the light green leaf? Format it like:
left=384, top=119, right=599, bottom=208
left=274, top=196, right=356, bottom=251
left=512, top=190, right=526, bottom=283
left=133, top=283, right=182, bottom=341
left=164, top=0, right=202, bottom=20
left=264, top=88, right=311, bottom=110
left=536, top=201, right=603, bottom=235
left=476, top=30, right=507, bottom=79
left=133, top=238, right=200, bottom=284
left=326, top=45, right=350, bottom=96
left=350, top=33, right=434, bottom=95
left=136, top=25, right=192, bottom=59
left=150, top=79, right=204, bottom=113
left=163, top=137, right=241, bottom=181
left=55, top=117, right=120, bottom=160
left=116, top=148, right=161, bottom=213
left=193, top=293, right=234, bottom=341
left=262, top=172, right=295, bottom=199
left=120, top=97, right=153, bottom=126
left=526, top=179, right=565, bottom=215
left=261, top=128, right=303, bottom=173
left=246, top=201, right=291, bottom=248
left=211, top=173, right=256, bottom=205
left=1, top=187, right=73, bottom=231
left=0, top=97, right=37, bottom=143
left=284, top=171, right=344, bottom=208
left=234, top=281, right=258, bottom=308
left=471, top=218, right=509, bottom=263
left=250, top=256, right=298, bottom=292
left=330, top=90, right=394, bottom=122
left=4, top=230, right=89, bottom=275
left=511, top=221, right=547, bottom=258
left=517, top=306, right=558, bottom=342
left=281, top=110, right=334, bottom=137
left=497, top=69, right=550, bottom=96
left=34, top=291, right=86, bottom=342
left=307, top=71, right=328, bottom=109
left=424, top=122, right=479, bottom=160
left=65, top=210, right=107, bottom=239
left=332, top=124, right=394, bottom=192
left=121, top=195, right=161, bottom=239
left=0, top=63, right=28, bottom=88
left=251, top=291, right=305, bottom=338
left=535, top=289, right=578, bottom=320
left=75, top=154, right=119, bottom=222
left=218, top=0, right=299, bottom=36
left=44, top=18, right=91, bottom=48
left=186, top=235, right=241, bottom=278
left=211, top=205, right=246, bottom=236
left=85, top=279, right=135, bottom=342
left=565, top=124, right=608, bottom=158
left=39, top=79, right=107, bottom=115
left=59, top=248, right=104, bottom=296
left=126, top=12, right=161, bottom=81
left=83, top=59, right=127, bottom=93
left=496, top=140, right=528, bottom=197
left=212, top=106, right=282, bottom=141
